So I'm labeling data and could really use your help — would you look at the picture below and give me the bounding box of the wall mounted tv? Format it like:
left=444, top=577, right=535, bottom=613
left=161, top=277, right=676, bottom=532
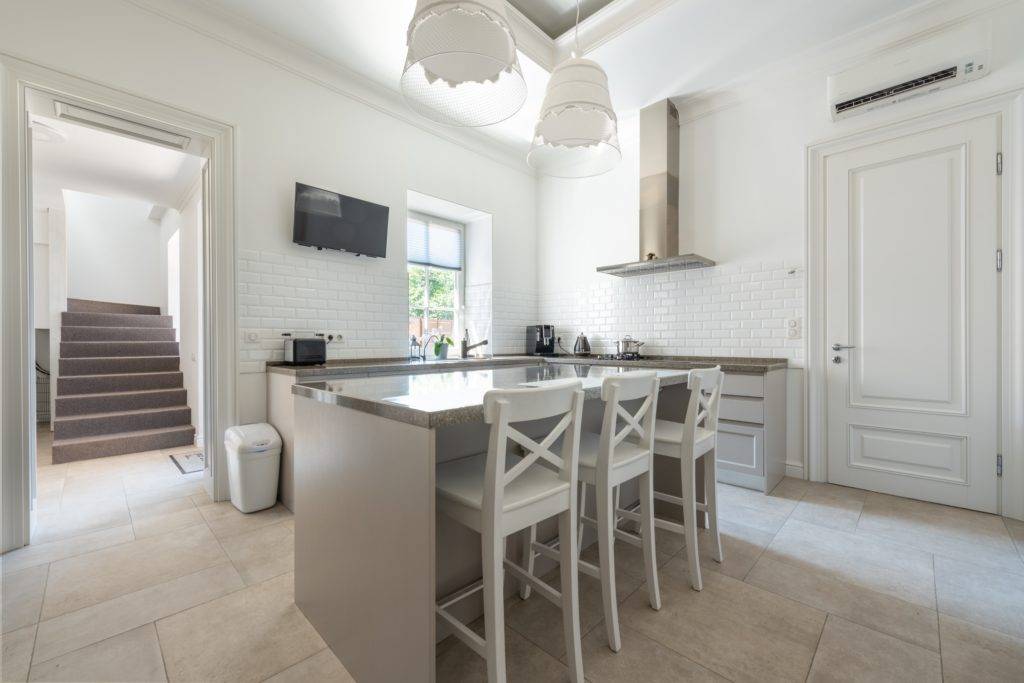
left=292, top=182, right=389, bottom=258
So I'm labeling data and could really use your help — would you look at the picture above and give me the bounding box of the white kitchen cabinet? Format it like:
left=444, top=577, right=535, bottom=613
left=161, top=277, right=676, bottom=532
left=715, top=368, right=787, bottom=492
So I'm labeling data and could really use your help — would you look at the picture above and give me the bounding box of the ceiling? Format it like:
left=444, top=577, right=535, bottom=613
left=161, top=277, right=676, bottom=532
left=193, top=0, right=923, bottom=149
left=509, top=0, right=616, bottom=39
left=31, top=115, right=204, bottom=210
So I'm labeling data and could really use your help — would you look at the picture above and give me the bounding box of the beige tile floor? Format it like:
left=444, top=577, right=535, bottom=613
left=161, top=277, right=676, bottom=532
left=3, top=431, right=1024, bottom=681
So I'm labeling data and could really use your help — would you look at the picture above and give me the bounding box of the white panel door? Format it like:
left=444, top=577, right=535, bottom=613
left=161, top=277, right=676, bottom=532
left=825, top=114, right=1000, bottom=512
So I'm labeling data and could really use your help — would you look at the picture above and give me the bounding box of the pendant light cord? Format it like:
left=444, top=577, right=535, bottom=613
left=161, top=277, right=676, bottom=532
left=573, top=0, right=581, bottom=57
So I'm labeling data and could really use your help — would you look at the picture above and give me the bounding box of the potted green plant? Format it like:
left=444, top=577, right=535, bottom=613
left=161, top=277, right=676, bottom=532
left=433, top=335, right=454, bottom=359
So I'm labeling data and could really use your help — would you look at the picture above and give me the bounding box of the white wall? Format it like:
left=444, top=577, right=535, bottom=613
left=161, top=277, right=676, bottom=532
left=158, top=182, right=205, bottom=446
left=0, top=0, right=539, bottom=425
left=31, top=209, right=49, bottom=330
left=63, top=190, right=164, bottom=309
left=463, top=216, right=493, bottom=350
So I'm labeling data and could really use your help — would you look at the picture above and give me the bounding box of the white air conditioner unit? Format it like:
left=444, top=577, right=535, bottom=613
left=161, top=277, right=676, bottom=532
left=827, top=24, right=991, bottom=121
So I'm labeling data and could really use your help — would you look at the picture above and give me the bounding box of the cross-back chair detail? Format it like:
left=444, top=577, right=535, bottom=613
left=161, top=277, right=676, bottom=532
left=649, top=365, right=725, bottom=592
left=435, top=378, right=585, bottom=683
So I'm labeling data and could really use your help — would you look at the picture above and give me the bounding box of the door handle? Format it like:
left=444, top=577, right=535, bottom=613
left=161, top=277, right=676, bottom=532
left=832, top=343, right=856, bottom=351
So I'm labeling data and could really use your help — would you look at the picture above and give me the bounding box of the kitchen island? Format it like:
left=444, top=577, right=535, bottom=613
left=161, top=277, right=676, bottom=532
left=291, top=363, right=693, bottom=683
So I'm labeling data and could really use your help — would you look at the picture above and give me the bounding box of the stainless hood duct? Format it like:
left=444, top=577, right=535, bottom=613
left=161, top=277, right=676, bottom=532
left=597, top=99, right=714, bottom=277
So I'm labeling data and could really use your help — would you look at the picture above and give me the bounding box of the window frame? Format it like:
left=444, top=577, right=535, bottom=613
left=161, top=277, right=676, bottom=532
left=407, top=212, right=465, bottom=342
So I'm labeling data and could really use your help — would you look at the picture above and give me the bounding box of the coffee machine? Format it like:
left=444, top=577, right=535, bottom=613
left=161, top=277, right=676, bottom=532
left=525, top=325, right=556, bottom=356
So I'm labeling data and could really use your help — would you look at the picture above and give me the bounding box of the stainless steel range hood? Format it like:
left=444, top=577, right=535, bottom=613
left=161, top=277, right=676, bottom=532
left=597, top=100, right=714, bottom=277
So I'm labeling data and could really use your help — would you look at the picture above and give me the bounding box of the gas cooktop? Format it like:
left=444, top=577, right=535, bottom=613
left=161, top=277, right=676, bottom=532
left=595, top=353, right=643, bottom=361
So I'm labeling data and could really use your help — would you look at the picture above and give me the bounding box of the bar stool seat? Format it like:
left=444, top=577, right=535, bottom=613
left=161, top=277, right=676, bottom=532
left=653, top=419, right=716, bottom=456
left=577, top=431, right=649, bottom=477
left=437, top=452, right=572, bottom=533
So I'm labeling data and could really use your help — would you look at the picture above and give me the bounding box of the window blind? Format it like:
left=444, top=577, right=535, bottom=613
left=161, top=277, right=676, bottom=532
left=407, top=214, right=463, bottom=270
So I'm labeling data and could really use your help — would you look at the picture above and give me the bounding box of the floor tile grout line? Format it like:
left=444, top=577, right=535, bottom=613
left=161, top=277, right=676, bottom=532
left=804, top=613, right=830, bottom=682
left=258, top=646, right=329, bottom=682
left=933, top=555, right=944, bottom=682
left=152, top=620, right=172, bottom=683
left=1002, top=516, right=1024, bottom=564
left=30, top=559, right=257, bottom=668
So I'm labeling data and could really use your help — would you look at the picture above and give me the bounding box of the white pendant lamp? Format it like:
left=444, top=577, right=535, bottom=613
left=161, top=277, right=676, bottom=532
left=527, top=2, right=620, bottom=178
left=401, top=0, right=527, bottom=127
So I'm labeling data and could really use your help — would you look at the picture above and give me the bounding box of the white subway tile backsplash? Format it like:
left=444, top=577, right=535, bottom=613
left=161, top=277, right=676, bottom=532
left=539, top=260, right=804, bottom=364
left=238, top=250, right=538, bottom=371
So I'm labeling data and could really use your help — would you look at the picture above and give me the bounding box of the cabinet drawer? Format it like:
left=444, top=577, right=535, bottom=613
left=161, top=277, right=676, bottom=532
left=715, top=421, right=764, bottom=476
left=719, top=396, right=764, bottom=424
left=722, top=373, right=764, bottom=398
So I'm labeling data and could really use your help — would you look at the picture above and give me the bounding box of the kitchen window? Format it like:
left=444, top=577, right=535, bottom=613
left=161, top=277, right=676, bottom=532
left=407, top=213, right=464, bottom=341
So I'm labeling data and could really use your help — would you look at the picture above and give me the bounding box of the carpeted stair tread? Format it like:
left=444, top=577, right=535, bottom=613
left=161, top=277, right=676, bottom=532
left=58, top=387, right=189, bottom=400
left=54, top=405, right=192, bottom=440
left=54, top=405, right=191, bottom=422
left=59, top=356, right=180, bottom=376
left=60, top=341, right=180, bottom=358
left=61, top=326, right=176, bottom=342
left=52, top=425, right=196, bottom=463
left=55, top=387, right=188, bottom=417
left=58, top=371, right=184, bottom=396
left=62, top=312, right=174, bottom=328
left=67, top=298, right=161, bottom=315
left=53, top=424, right=195, bottom=446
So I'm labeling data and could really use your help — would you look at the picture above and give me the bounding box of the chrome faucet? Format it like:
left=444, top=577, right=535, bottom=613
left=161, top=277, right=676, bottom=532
left=460, top=329, right=488, bottom=359
left=420, top=334, right=439, bottom=361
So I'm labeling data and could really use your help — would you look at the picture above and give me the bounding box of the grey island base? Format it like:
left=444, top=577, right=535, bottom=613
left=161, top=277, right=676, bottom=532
left=291, top=362, right=780, bottom=682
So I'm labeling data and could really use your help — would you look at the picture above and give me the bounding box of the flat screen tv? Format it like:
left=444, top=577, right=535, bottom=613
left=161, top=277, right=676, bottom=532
left=293, top=182, right=389, bottom=258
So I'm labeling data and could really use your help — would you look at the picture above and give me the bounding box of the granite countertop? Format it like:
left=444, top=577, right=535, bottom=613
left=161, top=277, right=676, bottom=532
left=269, top=354, right=787, bottom=378
left=267, top=355, right=541, bottom=378
left=547, top=355, right=787, bottom=374
left=292, top=363, right=690, bottom=428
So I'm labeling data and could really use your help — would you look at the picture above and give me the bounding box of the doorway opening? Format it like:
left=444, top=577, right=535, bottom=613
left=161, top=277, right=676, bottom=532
left=28, top=98, right=208, bottom=542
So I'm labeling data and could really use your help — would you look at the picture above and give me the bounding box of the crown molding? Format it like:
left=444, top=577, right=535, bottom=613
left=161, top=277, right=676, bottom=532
left=672, top=0, right=1014, bottom=123
left=123, top=0, right=536, bottom=176
left=505, top=3, right=557, bottom=69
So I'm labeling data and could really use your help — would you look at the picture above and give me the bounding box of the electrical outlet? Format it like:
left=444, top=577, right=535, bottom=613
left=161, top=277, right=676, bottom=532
left=785, top=318, right=802, bottom=340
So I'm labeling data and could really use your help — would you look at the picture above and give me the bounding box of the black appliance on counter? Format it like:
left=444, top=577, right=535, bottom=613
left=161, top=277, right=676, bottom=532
left=283, top=337, right=327, bottom=366
left=526, top=325, right=557, bottom=356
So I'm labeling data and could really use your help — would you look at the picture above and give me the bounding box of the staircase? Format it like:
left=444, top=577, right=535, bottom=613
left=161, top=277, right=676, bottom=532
left=52, top=298, right=196, bottom=464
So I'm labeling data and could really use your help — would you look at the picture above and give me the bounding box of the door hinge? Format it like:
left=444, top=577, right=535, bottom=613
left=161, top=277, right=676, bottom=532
left=997, top=454, right=1003, bottom=477
left=996, top=152, right=1003, bottom=175
left=996, top=248, right=1003, bottom=273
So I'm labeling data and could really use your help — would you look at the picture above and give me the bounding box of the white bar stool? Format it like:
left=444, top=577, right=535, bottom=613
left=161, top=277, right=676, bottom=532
left=649, top=366, right=724, bottom=591
left=435, top=379, right=586, bottom=683
left=525, top=371, right=662, bottom=653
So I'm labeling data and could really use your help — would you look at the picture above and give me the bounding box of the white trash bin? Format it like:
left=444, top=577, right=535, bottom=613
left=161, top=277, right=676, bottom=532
left=224, top=423, right=282, bottom=513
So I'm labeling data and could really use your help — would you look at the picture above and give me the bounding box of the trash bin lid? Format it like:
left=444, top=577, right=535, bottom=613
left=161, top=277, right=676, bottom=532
left=224, top=423, right=282, bottom=454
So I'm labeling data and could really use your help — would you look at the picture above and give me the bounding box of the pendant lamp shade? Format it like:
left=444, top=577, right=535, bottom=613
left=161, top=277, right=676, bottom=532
left=401, top=0, right=527, bottom=127
left=527, top=57, right=621, bottom=178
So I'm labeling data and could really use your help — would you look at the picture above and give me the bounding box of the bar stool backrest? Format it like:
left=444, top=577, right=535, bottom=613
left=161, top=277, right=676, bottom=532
left=481, top=379, right=585, bottom=525
left=684, top=367, right=723, bottom=445
left=598, top=371, right=660, bottom=470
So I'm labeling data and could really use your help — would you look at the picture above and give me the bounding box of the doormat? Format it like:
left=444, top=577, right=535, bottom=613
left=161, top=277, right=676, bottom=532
left=170, top=449, right=205, bottom=474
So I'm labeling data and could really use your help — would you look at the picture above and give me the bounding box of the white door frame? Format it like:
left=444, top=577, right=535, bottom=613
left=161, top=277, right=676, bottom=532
left=806, top=88, right=1024, bottom=520
left=1, top=55, right=237, bottom=552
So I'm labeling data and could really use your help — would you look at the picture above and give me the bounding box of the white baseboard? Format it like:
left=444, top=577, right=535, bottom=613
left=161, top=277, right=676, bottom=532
left=785, top=462, right=805, bottom=480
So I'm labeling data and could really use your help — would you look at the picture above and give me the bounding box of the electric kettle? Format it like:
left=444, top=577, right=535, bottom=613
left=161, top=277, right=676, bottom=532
left=573, top=333, right=592, bottom=356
